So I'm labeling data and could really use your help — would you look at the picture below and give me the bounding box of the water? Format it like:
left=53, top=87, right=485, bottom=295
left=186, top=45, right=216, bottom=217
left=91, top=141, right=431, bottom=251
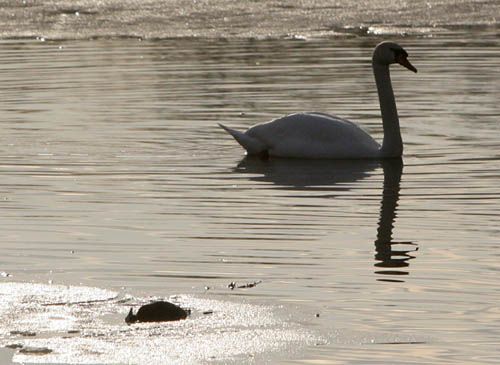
left=0, top=2, right=500, bottom=364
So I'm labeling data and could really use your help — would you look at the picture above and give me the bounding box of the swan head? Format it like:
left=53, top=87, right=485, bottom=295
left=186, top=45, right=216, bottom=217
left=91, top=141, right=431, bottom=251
left=372, top=41, right=417, bottom=73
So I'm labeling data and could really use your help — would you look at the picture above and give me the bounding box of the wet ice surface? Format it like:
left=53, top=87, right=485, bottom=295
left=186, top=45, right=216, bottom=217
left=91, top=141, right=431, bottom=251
left=0, top=282, right=321, bottom=364
left=0, top=0, right=498, bottom=39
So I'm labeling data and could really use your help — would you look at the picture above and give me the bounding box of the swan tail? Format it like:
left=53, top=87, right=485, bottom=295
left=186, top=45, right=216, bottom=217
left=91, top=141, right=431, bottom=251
left=218, top=124, right=267, bottom=155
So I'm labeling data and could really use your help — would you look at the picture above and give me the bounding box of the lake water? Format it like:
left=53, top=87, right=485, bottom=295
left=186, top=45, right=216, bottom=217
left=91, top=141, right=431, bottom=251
left=0, top=13, right=499, bottom=365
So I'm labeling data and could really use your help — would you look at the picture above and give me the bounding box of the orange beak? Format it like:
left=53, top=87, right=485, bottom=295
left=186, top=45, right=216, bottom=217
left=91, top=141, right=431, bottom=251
left=396, top=54, right=417, bottom=73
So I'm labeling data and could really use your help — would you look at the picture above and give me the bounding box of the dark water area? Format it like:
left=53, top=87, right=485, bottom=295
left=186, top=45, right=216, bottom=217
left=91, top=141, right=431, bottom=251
left=0, top=2, right=499, bottom=363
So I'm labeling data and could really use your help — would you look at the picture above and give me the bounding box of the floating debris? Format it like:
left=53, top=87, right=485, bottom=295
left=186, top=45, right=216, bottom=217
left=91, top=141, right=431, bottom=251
left=5, top=343, right=23, bottom=349
left=237, top=280, right=262, bottom=289
left=10, top=330, right=36, bottom=337
left=19, top=346, right=52, bottom=355
left=125, top=301, right=190, bottom=324
left=227, top=280, right=262, bottom=290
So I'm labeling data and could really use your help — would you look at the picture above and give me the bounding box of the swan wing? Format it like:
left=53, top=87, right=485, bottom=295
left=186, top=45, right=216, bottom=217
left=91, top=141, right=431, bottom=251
left=247, top=113, right=381, bottom=159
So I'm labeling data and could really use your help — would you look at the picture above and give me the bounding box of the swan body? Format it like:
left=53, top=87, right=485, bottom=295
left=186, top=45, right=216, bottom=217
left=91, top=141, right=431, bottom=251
left=219, top=41, right=417, bottom=159
left=220, top=112, right=380, bottom=159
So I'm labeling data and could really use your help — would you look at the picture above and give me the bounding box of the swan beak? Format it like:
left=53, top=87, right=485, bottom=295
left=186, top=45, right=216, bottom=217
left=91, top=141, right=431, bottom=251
left=396, top=54, right=417, bottom=73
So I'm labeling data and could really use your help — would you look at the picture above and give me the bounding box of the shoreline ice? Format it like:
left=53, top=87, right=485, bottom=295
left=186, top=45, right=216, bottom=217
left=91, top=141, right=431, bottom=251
left=0, top=0, right=498, bottom=40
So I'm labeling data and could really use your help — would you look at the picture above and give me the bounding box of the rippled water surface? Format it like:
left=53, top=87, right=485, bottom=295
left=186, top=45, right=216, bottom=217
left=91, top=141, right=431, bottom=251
left=0, top=33, right=499, bottom=364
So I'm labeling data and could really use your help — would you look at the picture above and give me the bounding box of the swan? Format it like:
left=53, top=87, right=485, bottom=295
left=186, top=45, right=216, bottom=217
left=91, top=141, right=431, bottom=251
left=219, top=41, right=417, bottom=159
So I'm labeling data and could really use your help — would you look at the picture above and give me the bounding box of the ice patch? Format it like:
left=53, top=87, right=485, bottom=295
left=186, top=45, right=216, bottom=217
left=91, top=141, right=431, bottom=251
left=366, top=25, right=449, bottom=36
left=0, top=282, right=320, bottom=364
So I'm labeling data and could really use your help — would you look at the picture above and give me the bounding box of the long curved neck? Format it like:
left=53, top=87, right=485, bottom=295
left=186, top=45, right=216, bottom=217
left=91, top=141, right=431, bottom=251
left=373, top=63, right=403, bottom=157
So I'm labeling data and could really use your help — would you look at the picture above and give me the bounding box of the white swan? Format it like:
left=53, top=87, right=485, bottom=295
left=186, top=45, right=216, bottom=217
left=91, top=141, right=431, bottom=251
left=219, top=41, right=417, bottom=159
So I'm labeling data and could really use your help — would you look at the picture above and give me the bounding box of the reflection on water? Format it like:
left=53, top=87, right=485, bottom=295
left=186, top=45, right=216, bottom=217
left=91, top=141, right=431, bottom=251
left=237, top=157, right=419, bottom=282
left=235, top=157, right=378, bottom=189
left=374, top=159, right=418, bottom=281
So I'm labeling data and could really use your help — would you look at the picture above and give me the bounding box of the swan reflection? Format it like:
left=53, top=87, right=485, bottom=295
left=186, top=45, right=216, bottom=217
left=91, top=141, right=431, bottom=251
left=374, top=159, right=418, bottom=282
left=235, top=157, right=417, bottom=281
left=235, top=157, right=378, bottom=189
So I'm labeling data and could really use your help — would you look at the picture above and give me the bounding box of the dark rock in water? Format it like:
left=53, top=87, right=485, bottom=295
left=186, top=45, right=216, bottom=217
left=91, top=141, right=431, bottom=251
left=125, top=301, right=189, bottom=324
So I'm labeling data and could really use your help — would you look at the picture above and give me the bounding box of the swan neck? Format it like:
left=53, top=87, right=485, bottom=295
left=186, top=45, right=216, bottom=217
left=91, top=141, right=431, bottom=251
left=373, top=63, right=402, bottom=157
